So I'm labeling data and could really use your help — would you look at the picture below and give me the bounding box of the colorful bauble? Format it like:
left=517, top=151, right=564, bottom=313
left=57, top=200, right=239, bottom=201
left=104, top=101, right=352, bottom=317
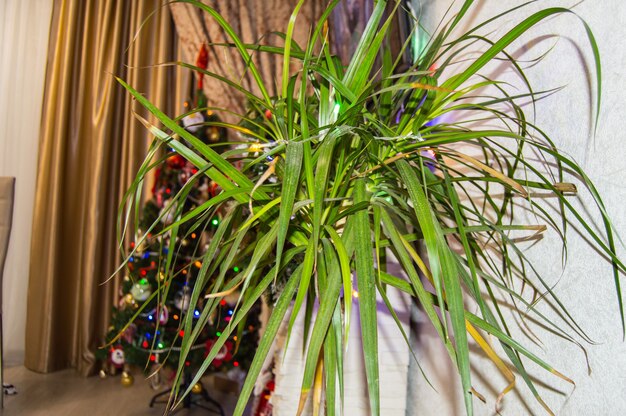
left=119, top=293, right=132, bottom=309
left=130, top=279, right=152, bottom=302
left=204, top=339, right=233, bottom=368
left=174, top=287, right=191, bottom=311
left=122, top=323, right=137, bottom=343
left=208, top=126, right=220, bottom=143
left=182, top=111, right=204, bottom=133
left=166, top=153, right=187, bottom=169
left=159, top=200, right=178, bottom=225
left=120, top=371, right=134, bottom=387
left=191, top=382, right=203, bottom=394
left=146, top=305, right=169, bottom=325
left=110, top=346, right=125, bottom=368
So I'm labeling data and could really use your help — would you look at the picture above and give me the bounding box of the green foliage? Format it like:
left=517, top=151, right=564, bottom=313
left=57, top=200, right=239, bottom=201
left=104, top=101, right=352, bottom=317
left=117, top=1, right=622, bottom=415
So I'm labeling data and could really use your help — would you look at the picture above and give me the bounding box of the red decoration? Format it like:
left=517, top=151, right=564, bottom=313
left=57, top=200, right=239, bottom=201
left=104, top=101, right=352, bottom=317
left=167, top=154, right=186, bottom=169
left=204, top=339, right=234, bottom=368
left=209, top=181, right=220, bottom=198
left=264, top=109, right=272, bottom=119
left=254, top=379, right=275, bottom=416
left=122, top=324, right=137, bottom=343
left=110, top=345, right=126, bottom=368
left=196, top=44, right=209, bottom=89
left=151, top=167, right=162, bottom=193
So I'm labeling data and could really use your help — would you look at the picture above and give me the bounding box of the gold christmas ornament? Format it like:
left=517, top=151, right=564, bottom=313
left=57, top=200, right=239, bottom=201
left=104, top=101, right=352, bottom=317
left=120, top=371, right=134, bottom=387
left=208, top=127, right=220, bottom=142
left=124, top=293, right=134, bottom=306
left=98, top=369, right=107, bottom=379
left=191, top=382, right=203, bottom=394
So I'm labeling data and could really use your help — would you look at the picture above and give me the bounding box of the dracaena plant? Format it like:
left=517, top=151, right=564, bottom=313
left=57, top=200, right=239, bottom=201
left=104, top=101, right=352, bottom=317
left=115, top=0, right=623, bottom=415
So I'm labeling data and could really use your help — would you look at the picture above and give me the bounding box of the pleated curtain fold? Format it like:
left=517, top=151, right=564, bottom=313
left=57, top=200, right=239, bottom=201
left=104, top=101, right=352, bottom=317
left=25, top=0, right=186, bottom=375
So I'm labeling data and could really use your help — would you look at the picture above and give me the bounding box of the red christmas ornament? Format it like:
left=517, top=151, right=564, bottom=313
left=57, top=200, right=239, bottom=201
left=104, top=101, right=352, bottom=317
left=122, top=323, right=137, bottom=343
left=167, top=154, right=186, bottom=169
left=151, top=167, right=162, bottom=193
left=264, top=109, right=272, bottom=120
left=196, top=44, right=209, bottom=89
left=204, top=339, right=234, bottom=368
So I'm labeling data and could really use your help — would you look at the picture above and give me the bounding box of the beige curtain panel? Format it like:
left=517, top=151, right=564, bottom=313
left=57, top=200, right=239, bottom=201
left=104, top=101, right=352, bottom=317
left=169, top=0, right=323, bottom=125
left=25, top=0, right=187, bottom=375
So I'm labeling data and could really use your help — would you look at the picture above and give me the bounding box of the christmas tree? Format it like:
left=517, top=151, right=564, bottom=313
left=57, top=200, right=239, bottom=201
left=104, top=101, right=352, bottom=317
left=100, top=45, right=260, bottom=389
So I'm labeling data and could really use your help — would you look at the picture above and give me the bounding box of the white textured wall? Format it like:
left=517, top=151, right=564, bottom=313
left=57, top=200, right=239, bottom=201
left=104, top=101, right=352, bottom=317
left=0, top=0, right=53, bottom=365
left=273, top=254, right=412, bottom=415
left=409, top=1, right=626, bottom=415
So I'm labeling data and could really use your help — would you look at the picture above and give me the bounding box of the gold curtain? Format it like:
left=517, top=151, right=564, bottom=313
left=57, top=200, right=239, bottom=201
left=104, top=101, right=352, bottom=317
left=169, top=0, right=323, bottom=125
left=25, top=0, right=187, bottom=375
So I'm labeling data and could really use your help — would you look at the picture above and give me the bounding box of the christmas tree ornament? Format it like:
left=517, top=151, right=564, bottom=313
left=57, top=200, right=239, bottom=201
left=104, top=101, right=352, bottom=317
left=121, top=293, right=134, bottom=307
left=122, top=323, right=137, bottom=343
left=157, top=305, right=169, bottom=325
left=159, top=199, right=178, bottom=225
left=130, top=279, right=152, bottom=301
left=120, top=371, right=134, bottom=387
left=208, top=126, right=220, bottom=143
left=135, top=231, right=149, bottom=252
left=182, top=112, right=205, bottom=133
left=191, top=382, right=203, bottom=394
left=174, top=287, right=191, bottom=311
left=204, top=339, right=233, bottom=368
left=110, top=346, right=125, bottom=368
left=166, top=153, right=187, bottom=169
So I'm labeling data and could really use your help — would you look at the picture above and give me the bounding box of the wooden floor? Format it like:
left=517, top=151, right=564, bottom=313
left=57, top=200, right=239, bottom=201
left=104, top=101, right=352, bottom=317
left=1, top=366, right=245, bottom=416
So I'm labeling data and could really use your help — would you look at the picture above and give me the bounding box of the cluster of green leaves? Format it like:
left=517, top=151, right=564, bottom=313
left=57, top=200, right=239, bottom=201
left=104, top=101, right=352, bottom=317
left=117, top=1, right=623, bottom=415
